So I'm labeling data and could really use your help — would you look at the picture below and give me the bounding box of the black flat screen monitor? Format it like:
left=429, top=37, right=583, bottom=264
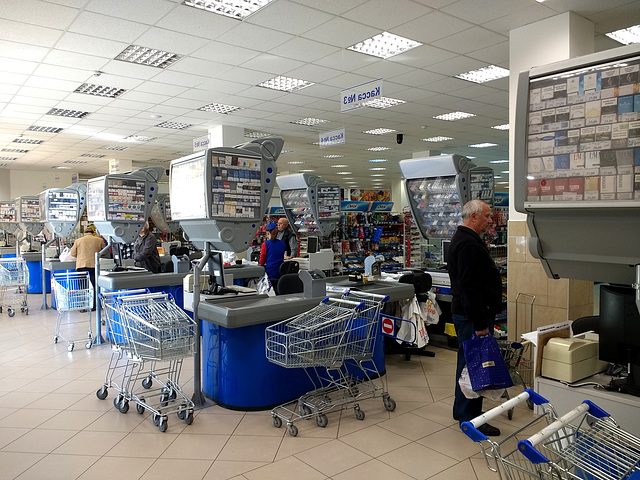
left=441, top=240, right=451, bottom=265
left=599, top=284, right=640, bottom=396
left=307, top=236, right=319, bottom=254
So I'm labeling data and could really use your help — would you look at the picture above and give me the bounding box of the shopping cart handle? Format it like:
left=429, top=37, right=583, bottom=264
left=461, top=389, right=548, bottom=442
left=342, top=290, right=389, bottom=302
left=517, top=440, right=550, bottom=464
left=582, top=399, right=609, bottom=418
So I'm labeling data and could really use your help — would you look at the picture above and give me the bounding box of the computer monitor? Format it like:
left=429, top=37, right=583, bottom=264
left=307, top=236, right=319, bottom=254
left=599, top=284, right=640, bottom=396
left=441, top=240, right=451, bottom=265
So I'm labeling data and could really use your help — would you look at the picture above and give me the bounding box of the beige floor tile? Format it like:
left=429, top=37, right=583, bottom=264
left=333, top=458, right=415, bottom=480
left=184, top=410, right=244, bottom=435
left=77, top=455, right=156, bottom=480
left=0, top=408, right=54, bottom=429
left=378, top=442, right=458, bottom=479
left=234, top=412, right=289, bottom=436
left=53, top=430, right=127, bottom=456
left=217, top=435, right=282, bottom=462
left=385, top=385, right=433, bottom=403
left=23, top=392, right=88, bottom=410
left=411, top=399, right=458, bottom=427
left=202, top=460, right=268, bottom=480
left=340, top=424, right=411, bottom=456
left=0, top=452, right=46, bottom=479
left=294, top=439, right=372, bottom=477
left=244, top=456, right=327, bottom=480
left=0, top=427, right=30, bottom=449
left=160, top=433, right=229, bottom=460
left=387, top=372, right=429, bottom=388
left=377, top=412, right=446, bottom=441
left=0, top=391, right=44, bottom=409
left=2, top=428, right=77, bottom=453
left=139, top=458, right=213, bottom=480
left=105, top=432, right=178, bottom=458
left=417, top=424, right=481, bottom=460
left=84, top=407, right=148, bottom=432
left=274, top=436, right=332, bottom=461
left=426, top=373, right=455, bottom=389
left=14, top=453, right=100, bottom=480
left=428, top=458, right=480, bottom=480
left=38, top=410, right=104, bottom=430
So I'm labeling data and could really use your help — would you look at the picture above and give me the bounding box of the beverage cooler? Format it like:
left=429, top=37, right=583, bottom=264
left=399, top=154, right=494, bottom=240
left=276, top=173, right=341, bottom=237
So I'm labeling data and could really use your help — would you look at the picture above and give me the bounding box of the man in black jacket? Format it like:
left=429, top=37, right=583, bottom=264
left=448, top=199, right=503, bottom=436
left=276, top=217, right=297, bottom=259
left=133, top=222, right=161, bottom=273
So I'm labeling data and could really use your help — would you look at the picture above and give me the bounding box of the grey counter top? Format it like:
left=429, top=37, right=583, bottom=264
left=224, top=264, right=264, bottom=279
left=97, top=271, right=190, bottom=290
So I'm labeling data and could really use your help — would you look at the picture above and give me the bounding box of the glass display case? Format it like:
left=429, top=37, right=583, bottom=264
left=15, top=195, right=44, bottom=236
left=169, top=136, right=283, bottom=251
left=0, top=200, right=18, bottom=235
left=514, top=42, right=640, bottom=284
left=400, top=154, right=494, bottom=240
left=86, top=167, right=164, bottom=243
left=39, top=184, right=86, bottom=238
left=276, top=173, right=341, bottom=237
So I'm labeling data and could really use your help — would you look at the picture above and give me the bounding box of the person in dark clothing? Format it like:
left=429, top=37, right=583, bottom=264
left=276, top=217, right=297, bottom=259
left=133, top=222, right=161, bottom=273
left=260, top=222, right=286, bottom=288
left=448, top=199, right=503, bottom=437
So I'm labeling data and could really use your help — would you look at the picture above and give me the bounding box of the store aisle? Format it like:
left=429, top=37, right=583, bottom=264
left=0, top=296, right=533, bottom=480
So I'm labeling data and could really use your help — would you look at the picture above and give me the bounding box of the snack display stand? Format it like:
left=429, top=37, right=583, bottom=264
left=14, top=195, right=46, bottom=293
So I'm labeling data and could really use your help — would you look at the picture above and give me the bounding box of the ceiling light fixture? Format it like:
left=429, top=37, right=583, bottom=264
left=469, top=142, right=498, bottom=148
left=433, top=111, right=475, bottom=121
left=46, top=108, right=90, bottom=118
left=244, top=131, right=273, bottom=139
left=368, top=159, right=388, bottom=163
left=258, top=75, right=314, bottom=92
left=489, top=160, right=509, bottom=164
left=367, top=146, right=390, bottom=151
left=182, top=0, right=275, bottom=19
left=324, top=155, right=344, bottom=159
left=27, top=126, right=64, bottom=133
left=13, top=137, right=43, bottom=144
left=336, top=171, right=352, bottom=175
left=331, top=164, right=348, bottom=167
left=74, top=83, right=126, bottom=98
left=52, top=166, right=71, bottom=170
left=156, top=121, right=193, bottom=130
left=363, top=128, right=395, bottom=135
left=287, top=161, right=304, bottom=165
left=605, top=25, right=640, bottom=45
left=363, top=96, right=406, bottom=109
left=456, top=65, right=510, bottom=83
left=422, top=136, right=453, bottom=142
left=1, top=148, right=29, bottom=153
left=371, top=174, right=385, bottom=177
left=492, top=124, right=510, bottom=130
left=123, top=135, right=156, bottom=142
left=102, top=145, right=128, bottom=151
left=199, top=102, right=242, bottom=114
left=348, top=31, right=422, bottom=59
left=291, top=118, right=329, bottom=126
left=0, top=156, right=17, bottom=161
left=80, top=153, right=105, bottom=158
left=299, top=169, right=315, bottom=172
left=115, top=45, right=182, bottom=69
left=64, top=160, right=88, bottom=164
left=370, top=167, right=386, bottom=171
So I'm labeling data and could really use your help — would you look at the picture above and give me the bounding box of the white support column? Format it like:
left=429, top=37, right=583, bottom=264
left=209, top=125, right=245, bottom=148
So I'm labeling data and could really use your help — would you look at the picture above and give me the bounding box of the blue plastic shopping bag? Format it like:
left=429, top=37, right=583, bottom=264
left=463, top=334, right=513, bottom=392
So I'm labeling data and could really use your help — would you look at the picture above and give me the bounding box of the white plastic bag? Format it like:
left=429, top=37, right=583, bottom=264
left=59, top=246, right=76, bottom=262
left=459, top=366, right=506, bottom=401
left=257, top=273, right=276, bottom=297
left=395, top=296, right=429, bottom=348
left=420, top=291, right=441, bottom=325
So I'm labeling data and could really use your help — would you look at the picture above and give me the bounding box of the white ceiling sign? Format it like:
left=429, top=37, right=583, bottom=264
left=341, top=78, right=383, bottom=113
left=319, top=127, right=346, bottom=149
left=193, top=135, right=209, bottom=153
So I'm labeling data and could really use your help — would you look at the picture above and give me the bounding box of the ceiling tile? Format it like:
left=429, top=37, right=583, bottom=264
left=341, top=0, right=432, bottom=31
left=269, top=38, right=340, bottom=63
left=246, top=0, right=334, bottom=36
left=0, top=0, right=79, bottom=29
left=67, top=11, right=150, bottom=43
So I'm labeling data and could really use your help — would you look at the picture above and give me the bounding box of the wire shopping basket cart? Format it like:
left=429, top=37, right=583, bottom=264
left=96, top=291, right=197, bottom=432
left=497, top=339, right=535, bottom=419
left=52, top=271, right=94, bottom=352
left=0, top=257, right=29, bottom=317
left=265, top=292, right=394, bottom=437
left=461, top=389, right=640, bottom=480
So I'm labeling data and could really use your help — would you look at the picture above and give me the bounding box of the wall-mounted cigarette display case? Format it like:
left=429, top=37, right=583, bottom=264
left=170, top=136, right=283, bottom=251
left=399, top=154, right=494, bottom=239
left=149, top=193, right=180, bottom=234
left=39, top=183, right=87, bottom=238
left=86, top=167, right=163, bottom=243
left=15, top=195, right=45, bottom=236
left=513, top=43, right=640, bottom=283
left=276, top=173, right=341, bottom=237
left=0, top=200, right=18, bottom=235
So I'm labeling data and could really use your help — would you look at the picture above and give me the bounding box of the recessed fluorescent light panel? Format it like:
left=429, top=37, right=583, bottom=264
left=324, top=155, right=344, bottom=159
left=348, top=31, right=422, bottom=59
left=147, top=158, right=168, bottom=163
left=156, top=121, right=192, bottom=130
left=1, top=148, right=28, bottom=153
left=182, top=0, right=275, bottom=19
left=52, top=166, right=71, bottom=170
left=173, top=150, right=193, bottom=156
left=299, top=169, right=315, bottom=172
left=489, top=160, right=509, bottom=164
left=75, top=83, right=126, bottom=98
left=469, top=143, right=498, bottom=148
left=287, top=161, right=304, bottom=165
left=80, top=153, right=105, bottom=158
left=370, top=167, right=386, bottom=171
left=336, top=171, right=352, bottom=175
left=606, top=25, right=640, bottom=45
left=123, top=135, right=156, bottom=142
left=102, top=145, right=128, bottom=151
left=199, top=102, right=242, bottom=114
left=422, top=136, right=453, bottom=142
left=456, top=65, right=510, bottom=83
left=27, top=125, right=63, bottom=133
left=368, top=159, right=388, bottom=163
left=115, top=45, right=182, bottom=69
left=0, top=164, right=8, bottom=167
left=363, top=128, right=396, bottom=135
left=331, top=164, right=348, bottom=167
left=46, top=108, right=90, bottom=118
left=0, top=156, right=17, bottom=161
left=64, top=160, right=88, bottom=164
left=371, top=174, right=385, bottom=177
left=367, top=146, right=390, bottom=151
left=492, top=124, right=510, bottom=130
left=258, top=76, right=314, bottom=92
left=244, top=131, right=273, bottom=138
left=433, top=111, right=475, bottom=121
left=13, top=137, right=43, bottom=144
left=291, top=118, right=329, bottom=126
left=363, top=97, right=406, bottom=109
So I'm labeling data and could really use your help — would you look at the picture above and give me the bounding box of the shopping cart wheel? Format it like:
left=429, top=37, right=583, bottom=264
left=0, top=306, right=3, bottom=313
left=85, top=342, right=92, bottom=349
left=136, top=402, right=145, bottom=414
left=383, top=396, right=396, bottom=412
left=316, top=414, right=328, bottom=428
left=118, top=400, right=129, bottom=414
left=354, top=408, right=365, bottom=421
left=508, top=407, right=514, bottom=420
left=142, top=377, right=152, bottom=389
left=96, top=386, right=108, bottom=400
left=114, top=395, right=123, bottom=409
left=158, top=417, right=168, bottom=433
left=287, top=424, right=298, bottom=437
left=160, top=392, right=169, bottom=407
left=300, top=405, right=312, bottom=417
left=68, top=343, right=74, bottom=352
left=54, top=336, right=59, bottom=344
left=8, top=308, right=14, bottom=317
left=169, top=390, right=177, bottom=401
left=152, top=413, right=161, bottom=426
left=272, top=416, right=282, bottom=428
left=184, top=410, right=194, bottom=425
left=23, top=307, right=28, bottom=315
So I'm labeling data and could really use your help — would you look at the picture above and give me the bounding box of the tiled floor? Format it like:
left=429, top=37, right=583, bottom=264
left=0, top=295, right=536, bottom=480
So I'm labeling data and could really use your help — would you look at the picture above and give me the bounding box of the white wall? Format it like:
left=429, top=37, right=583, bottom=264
left=0, top=170, right=75, bottom=199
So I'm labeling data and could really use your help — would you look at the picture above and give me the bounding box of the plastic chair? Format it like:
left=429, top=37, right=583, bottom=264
left=279, top=260, right=299, bottom=277
left=277, top=273, right=304, bottom=295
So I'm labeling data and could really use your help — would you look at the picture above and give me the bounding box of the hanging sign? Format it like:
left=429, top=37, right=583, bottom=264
left=319, top=127, right=345, bottom=149
left=341, top=78, right=383, bottom=113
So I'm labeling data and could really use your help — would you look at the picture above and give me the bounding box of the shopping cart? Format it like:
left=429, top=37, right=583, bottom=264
left=498, top=339, right=535, bottom=419
left=52, top=271, right=93, bottom=352
left=266, top=293, right=394, bottom=437
left=461, top=389, right=640, bottom=480
left=0, top=257, right=29, bottom=317
left=96, top=291, right=197, bottom=432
